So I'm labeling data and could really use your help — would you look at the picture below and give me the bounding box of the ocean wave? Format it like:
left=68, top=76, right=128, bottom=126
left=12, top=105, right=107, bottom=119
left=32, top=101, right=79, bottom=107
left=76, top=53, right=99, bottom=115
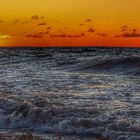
left=72, top=56, right=140, bottom=76
left=0, top=47, right=140, bottom=76
left=0, top=109, right=140, bottom=139
left=0, top=48, right=140, bottom=139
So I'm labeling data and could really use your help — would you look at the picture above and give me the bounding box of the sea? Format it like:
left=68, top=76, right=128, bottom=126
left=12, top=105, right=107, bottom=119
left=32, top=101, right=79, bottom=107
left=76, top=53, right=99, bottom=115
left=0, top=47, right=139, bottom=140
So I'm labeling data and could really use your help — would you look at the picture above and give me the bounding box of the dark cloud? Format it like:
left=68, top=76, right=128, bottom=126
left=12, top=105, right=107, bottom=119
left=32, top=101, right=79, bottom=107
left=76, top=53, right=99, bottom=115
left=87, top=28, right=95, bottom=33
left=120, top=25, right=129, bottom=32
left=121, top=26, right=137, bottom=32
left=25, top=31, right=50, bottom=36
left=25, top=34, right=43, bottom=38
left=50, top=33, right=85, bottom=38
left=37, top=31, right=50, bottom=35
left=44, top=31, right=50, bottom=34
left=12, top=15, right=45, bottom=26
left=31, top=15, right=45, bottom=21
left=133, top=29, right=137, bottom=32
left=115, top=26, right=140, bottom=38
left=21, top=21, right=30, bottom=24
left=0, top=20, right=3, bottom=23
left=121, top=28, right=127, bottom=32
left=121, top=26, right=128, bottom=29
left=114, top=35, right=121, bottom=38
left=31, top=15, right=39, bottom=20
left=14, top=19, right=30, bottom=25
left=38, top=22, right=47, bottom=26
left=96, top=33, right=107, bottom=37
left=115, top=32, right=140, bottom=38
left=85, top=19, right=92, bottom=22
left=13, top=19, right=20, bottom=25
left=46, top=26, right=51, bottom=30
left=41, top=16, right=45, bottom=19
left=38, top=32, right=44, bottom=35
left=79, top=24, right=84, bottom=26
left=81, top=33, right=85, bottom=37
left=122, top=32, right=140, bottom=37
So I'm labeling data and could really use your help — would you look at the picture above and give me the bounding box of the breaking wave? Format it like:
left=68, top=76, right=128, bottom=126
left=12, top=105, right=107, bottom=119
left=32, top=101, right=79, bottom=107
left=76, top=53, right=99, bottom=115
left=72, top=56, right=140, bottom=76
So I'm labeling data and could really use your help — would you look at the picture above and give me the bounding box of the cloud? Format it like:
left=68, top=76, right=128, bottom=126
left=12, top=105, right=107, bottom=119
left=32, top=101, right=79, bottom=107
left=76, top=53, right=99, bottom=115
left=38, top=32, right=44, bottom=35
left=31, top=15, right=39, bottom=20
left=114, top=35, right=121, bottom=38
left=133, top=29, right=137, bottom=32
left=121, top=26, right=137, bottom=32
left=44, top=31, right=50, bottom=34
left=79, top=24, right=84, bottom=26
left=24, top=27, right=50, bottom=37
left=38, top=22, right=47, bottom=26
left=81, top=33, right=85, bottom=36
left=25, top=34, right=43, bottom=38
left=13, top=19, right=20, bottom=25
left=46, top=26, right=51, bottom=30
left=21, top=21, right=30, bottom=24
left=0, top=20, right=3, bottom=23
left=122, top=32, right=140, bottom=37
left=85, top=19, right=92, bottom=22
left=31, top=15, right=45, bottom=21
left=87, top=28, right=95, bottom=33
left=121, top=28, right=127, bottom=32
left=115, top=33, right=140, bottom=38
left=121, top=25, right=128, bottom=29
left=50, top=33, right=85, bottom=38
left=41, top=16, right=45, bottom=19
left=96, top=33, right=107, bottom=37
left=115, top=26, right=140, bottom=38
left=14, top=19, right=31, bottom=25
left=65, top=27, right=69, bottom=30
left=37, top=31, right=50, bottom=35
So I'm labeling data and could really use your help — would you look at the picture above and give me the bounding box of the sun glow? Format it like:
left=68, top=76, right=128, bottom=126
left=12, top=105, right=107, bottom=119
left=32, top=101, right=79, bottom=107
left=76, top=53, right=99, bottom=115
left=0, top=34, right=13, bottom=39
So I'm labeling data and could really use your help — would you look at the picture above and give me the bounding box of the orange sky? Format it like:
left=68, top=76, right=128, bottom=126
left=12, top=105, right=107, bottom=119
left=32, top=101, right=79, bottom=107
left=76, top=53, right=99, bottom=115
left=0, top=0, right=140, bottom=47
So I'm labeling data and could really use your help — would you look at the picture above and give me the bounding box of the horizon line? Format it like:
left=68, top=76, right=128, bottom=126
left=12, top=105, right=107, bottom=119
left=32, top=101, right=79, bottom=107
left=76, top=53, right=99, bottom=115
left=0, top=46, right=140, bottom=48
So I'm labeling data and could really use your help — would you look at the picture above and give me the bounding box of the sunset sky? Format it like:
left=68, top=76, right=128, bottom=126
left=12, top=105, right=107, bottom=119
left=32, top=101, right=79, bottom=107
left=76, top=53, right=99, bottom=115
left=0, top=0, right=140, bottom=47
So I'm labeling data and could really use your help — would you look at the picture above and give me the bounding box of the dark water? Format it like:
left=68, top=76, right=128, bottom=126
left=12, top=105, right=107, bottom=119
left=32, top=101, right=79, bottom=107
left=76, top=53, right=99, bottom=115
left=0, top=47, right=140, bottom=139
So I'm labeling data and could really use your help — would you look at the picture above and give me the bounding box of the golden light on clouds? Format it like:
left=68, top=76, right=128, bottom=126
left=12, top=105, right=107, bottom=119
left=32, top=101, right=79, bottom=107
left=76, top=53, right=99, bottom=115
left=0, top=34, right=13, bottom=39
left=0, top=0, right=140, bottom=47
